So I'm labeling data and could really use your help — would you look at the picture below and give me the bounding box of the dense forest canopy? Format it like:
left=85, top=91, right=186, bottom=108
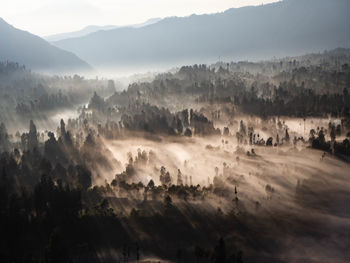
left=0, top=49, right=350, bottom=262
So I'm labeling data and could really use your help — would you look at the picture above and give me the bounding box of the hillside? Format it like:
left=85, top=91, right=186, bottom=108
left=52, top=0, right=350, bottom=71
left=0, top=18, right=92, bottom=74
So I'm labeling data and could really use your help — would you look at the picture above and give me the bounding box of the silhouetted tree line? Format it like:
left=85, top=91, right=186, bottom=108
left=119, top=103, right=220, bottom=136
left=0, top=61, right=117, bottom=123
left=309, top=124, right=350, bottom=156
left=0, top=120, right=132, bottom=262
left=104, top=50, right=350, bottom=119
left=236, top=85, right=350, bottom=118
left=0, top=118, right=253, bottom=262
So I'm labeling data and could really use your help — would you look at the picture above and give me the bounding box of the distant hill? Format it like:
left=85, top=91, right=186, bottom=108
left=45, top=18, right=162, bottom=42
left=0, top=18, right=92, bottom=74
left=52, top=0, right=350, bottom=72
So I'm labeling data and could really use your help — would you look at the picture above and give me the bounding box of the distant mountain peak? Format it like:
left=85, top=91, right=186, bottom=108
left=45, top=17, right=162, bottom=42
left=51, top=0, right=350, bottom=72
left=0, top=17, right=92, bottom=74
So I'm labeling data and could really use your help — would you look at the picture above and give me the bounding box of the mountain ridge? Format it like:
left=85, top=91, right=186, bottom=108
left=52, top=0, right=350, bottom=71
left=45, top=18, right=162, bottom=42
left=0, top=18, right=92, bottom=74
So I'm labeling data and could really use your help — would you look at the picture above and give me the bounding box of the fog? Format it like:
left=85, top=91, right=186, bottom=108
left=1, top=0, right=350, bottom=261
left=0, top=48, right=349, bottom=262
left=93, top=120, right=350, bottom=262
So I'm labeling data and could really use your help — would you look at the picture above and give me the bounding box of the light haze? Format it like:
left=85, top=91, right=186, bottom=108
left=1, top=0, right=279, bottom=36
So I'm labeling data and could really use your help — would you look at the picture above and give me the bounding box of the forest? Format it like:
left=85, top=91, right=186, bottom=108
left=0, top=48, right=350, bottom=263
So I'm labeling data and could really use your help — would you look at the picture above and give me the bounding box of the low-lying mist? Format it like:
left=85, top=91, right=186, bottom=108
left=1, top=49, right=350, bottom=262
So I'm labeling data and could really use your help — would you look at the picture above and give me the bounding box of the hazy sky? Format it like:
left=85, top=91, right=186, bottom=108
left=1, top=0, right=279, bottom=36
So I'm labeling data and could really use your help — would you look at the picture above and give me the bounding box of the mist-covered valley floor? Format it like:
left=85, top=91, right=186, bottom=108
left=0, top=49, right=350, bottom=262
left=97, top=133, right=350, bottom=263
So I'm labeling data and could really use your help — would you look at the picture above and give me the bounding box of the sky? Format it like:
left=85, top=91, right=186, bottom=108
left=1, top=0, right=279, bottom=36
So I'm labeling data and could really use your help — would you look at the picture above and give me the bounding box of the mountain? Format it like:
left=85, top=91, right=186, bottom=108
left=0, top=18, right=92, bottom=74
left=52, top=0, right=350, bottom=72
left=45, top=18, right=162, bottom=42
